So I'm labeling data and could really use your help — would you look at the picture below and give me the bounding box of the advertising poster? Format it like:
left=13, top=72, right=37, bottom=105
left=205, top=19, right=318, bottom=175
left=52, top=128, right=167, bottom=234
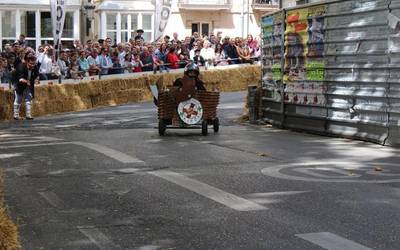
left=284, top=5, right=327, bottom=106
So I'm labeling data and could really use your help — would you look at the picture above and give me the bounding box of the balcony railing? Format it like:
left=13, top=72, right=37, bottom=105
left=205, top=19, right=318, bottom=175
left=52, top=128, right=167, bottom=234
left=178, top=0, right=232, bottom=10
left=252, top=0, right=279, bottom=11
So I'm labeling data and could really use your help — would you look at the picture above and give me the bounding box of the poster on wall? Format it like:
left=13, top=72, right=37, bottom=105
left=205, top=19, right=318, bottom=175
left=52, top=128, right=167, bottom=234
left=284, top=5, right=327, bottom=106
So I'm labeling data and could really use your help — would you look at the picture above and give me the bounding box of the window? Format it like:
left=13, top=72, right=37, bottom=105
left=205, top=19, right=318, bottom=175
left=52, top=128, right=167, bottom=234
left=142, top=14, right=152, bottom=30
left=192, top=22, right=210, bottom=37
left=62, top=12, right=74, bottom=38
left=21, top=11, right=36, bottom=37
left=1, top=10, right=16, bottom=38
left=107, top=13, right=117, bottom=30
left=131, top=14, right=138, bottom=32
left=104, top=12, right=153, bottom=42
left=40, top=12, right=52, bottom=38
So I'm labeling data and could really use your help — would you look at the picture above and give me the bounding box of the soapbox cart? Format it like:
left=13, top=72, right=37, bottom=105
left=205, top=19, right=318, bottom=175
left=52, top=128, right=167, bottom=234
left=157, top=78, right=220, bottom=136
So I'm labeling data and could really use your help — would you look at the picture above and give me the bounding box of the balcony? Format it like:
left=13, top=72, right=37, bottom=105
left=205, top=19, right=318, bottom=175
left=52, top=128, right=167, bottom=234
left=178, top=0, right=232, bottom=10
left=252, top=0, right=279, bottom=11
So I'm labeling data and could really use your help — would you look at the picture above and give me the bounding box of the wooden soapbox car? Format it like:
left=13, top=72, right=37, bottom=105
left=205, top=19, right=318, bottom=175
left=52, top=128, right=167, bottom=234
left=157, top=77, right=220, bottom=136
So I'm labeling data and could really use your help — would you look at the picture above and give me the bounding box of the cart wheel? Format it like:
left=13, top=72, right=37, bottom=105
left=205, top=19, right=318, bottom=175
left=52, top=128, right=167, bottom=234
left=159, top=119, right=166, bottom=136
left=213, top=118, right=219, bottom=133
left=201, top=120, right=208, bottom=136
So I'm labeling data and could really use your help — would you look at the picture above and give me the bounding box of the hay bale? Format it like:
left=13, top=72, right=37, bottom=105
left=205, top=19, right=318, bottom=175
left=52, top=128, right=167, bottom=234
left=0, top=172, right=21, bottom=250
left=0, top=65, right=261, bottom=121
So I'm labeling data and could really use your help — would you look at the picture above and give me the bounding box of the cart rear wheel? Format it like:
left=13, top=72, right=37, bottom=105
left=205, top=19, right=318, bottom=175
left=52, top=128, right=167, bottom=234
left=213, top=118, right=219, bottom=133
left=201, top=120, right=208, bottom=136
left=159, top=119, right=166, bottom=136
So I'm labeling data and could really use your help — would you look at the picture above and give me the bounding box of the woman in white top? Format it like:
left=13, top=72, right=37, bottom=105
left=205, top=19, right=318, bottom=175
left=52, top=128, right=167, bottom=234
left=200, top=41, right=215, bottom=68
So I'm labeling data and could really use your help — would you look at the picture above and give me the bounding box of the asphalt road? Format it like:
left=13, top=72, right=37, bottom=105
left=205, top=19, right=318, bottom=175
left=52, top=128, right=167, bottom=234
left=1, top=91, right=400, bottom=250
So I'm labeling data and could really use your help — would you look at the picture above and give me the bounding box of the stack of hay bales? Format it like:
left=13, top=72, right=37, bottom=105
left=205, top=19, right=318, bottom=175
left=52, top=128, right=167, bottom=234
left=0, top=172, right=20, bottom=250
left=0, top=65, right=261, bottom=121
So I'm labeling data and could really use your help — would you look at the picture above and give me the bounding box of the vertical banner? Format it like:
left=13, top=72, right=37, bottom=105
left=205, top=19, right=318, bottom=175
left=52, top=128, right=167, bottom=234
left=50, top=0, right=66, bottom=55
left=154, top=0, right=172, bottom=42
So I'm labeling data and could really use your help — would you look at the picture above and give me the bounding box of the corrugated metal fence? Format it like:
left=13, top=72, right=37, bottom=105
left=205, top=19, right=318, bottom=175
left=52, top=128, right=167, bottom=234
left=260, top=0, right=400, bottom=146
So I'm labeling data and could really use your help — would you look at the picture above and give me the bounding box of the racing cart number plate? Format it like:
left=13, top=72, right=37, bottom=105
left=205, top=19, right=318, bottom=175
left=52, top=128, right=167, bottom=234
left=178, top=98, right=203, bottom=125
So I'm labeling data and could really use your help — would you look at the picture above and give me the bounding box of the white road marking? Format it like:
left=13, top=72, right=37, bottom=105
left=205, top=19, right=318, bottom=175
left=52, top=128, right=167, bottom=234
left=0, top=142, right=70, bottom=149
left=150, top=170, right=267, bottom=211
left=0, top=153, right=24, bottom=159
left=72, top=142, right=145, bottom=164
left=0, top=134, right=30, bottom=138
left=243, top=191, right=310, bottom=205
left=78, top=226, right=120, bottom=250
left=38, top=191, right=65, bottom=209
left=0, top=137, right=62, bottom=145
left=296, top=232, right=373, bottom=250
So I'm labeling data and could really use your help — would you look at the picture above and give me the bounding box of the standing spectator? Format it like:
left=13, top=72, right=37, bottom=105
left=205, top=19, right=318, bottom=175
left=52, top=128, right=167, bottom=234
left=77, top=50, right=90, bottom=76
left=224, top=38, right=240, bottom=64
left=247, top=34, right=259, bottom=57
left=236, top=39, right=251, bottom=63
left=13, top=54, right=39, bottom=120
left=200, top=41, right=215, bottom=67
left=154, top=43, right=169, bottom=73
left=17, top=34, right=27, bottom=48
left=134, top=29, right=145, bottom=42
left=87, top=49, right=100, bottom=76
left=132, top=54, right=143, bottom=72
left=215, top=43, right=228, bottom=66
left=97, top=48, right=113, bottom=75
left=166, top=47, right=179, bottom=70
left=140, top=47, right=154, bottom=72
left=109, top=51, right=124, bottom=75
left=69, top=53, right=82, bottom=79
left=39, top=47, right=55, bottom=80
left=57, top=51, right=69, bottom=79
left=164, top=35, right=171, bottom=44
left=172, top=32, right=179, bottom=44
left=189, top=42, right=198, bottom=60
left=193, top=49, right=205, bottom=66
left=123, top=53, right=133, bottom=73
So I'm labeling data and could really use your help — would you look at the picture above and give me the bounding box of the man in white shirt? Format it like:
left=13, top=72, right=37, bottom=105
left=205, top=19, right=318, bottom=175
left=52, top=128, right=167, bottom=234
left=39, top=47, right=54, bottom=80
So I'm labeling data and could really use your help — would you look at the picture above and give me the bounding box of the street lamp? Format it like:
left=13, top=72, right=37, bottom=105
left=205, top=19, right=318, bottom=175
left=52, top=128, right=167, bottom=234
left=82, top=0, right=96, bottom=40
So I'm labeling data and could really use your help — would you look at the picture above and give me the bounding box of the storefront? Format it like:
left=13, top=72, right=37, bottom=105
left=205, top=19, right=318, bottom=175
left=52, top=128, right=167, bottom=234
left=96, top=0, right=154, bottom=43
left=0, top=0, right=81, bottom=50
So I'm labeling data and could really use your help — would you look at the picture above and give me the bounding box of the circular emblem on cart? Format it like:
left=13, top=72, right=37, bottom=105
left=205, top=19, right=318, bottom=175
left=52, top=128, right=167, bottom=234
left=178, top=98, right=203, bottom=125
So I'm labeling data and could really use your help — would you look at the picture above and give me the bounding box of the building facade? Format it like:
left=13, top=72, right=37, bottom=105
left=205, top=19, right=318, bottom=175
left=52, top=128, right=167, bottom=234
left=0, top=0, right=295, bottom=49
left=0, top=0, right=81, bottom=50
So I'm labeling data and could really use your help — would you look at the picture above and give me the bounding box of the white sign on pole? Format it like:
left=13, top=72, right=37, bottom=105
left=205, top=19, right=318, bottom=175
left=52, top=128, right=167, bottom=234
left=154, top=0, right=172, bottom=42
left=50, top=0, right=66, bottom=54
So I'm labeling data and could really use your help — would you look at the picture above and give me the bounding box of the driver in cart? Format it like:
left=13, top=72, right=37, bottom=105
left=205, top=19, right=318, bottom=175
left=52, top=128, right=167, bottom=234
left=173, top=62, right=206, bottom=91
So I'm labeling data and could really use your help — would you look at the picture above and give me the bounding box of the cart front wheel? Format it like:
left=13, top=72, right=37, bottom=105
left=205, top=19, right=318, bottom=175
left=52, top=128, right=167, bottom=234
left=213, top=118, right=219, bottom=133
left=201, top=120, right=208, bottom=136
left=159, top=119, right=166, bottom=136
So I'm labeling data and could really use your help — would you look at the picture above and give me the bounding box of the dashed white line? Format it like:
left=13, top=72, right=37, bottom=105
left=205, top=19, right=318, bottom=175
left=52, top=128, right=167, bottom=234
left=150, top=170, right=267, bottom=211
left=72, top=142, right=145, bottom=164
left=0, top=153, right=24, bottom=159
left=296, top=232, right=373, bottom=250
left=78, top=226, right=120, bottom=250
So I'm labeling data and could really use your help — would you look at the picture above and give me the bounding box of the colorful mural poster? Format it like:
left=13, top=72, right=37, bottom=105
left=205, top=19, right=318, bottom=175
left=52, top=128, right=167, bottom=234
left=283, top=5, right=327, bottom=105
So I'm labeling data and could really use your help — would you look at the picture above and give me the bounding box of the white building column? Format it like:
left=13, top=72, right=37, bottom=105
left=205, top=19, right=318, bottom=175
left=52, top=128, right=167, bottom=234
left=35, top=10, right=41, bottom=50
left=116, top=12, right=121, bottom=44
left=15, top=9, right=21, bottom=38
left=73, top=9, right=80, bottom=41
left=127, top=14, right=132, bottom=41
left=101, top=11, right=106, bottom=39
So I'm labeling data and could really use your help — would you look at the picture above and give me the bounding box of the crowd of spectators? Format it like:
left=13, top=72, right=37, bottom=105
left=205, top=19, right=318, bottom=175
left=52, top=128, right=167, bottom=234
left=0, top=30, right=261, bottom=84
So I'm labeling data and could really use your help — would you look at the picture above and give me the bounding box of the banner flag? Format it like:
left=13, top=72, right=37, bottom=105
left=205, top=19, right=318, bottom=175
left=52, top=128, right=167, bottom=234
left=154, top=0, right=172, bottom=41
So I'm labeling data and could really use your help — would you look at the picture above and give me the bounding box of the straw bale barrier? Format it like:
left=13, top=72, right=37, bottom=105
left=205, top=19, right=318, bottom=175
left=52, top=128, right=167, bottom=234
left=0, top=172, right=21, bottom=250
left=0, top=65, right=260, bottom=120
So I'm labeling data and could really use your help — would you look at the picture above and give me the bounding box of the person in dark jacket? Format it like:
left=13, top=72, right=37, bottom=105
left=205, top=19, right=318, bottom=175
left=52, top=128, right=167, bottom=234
left=224, top=39, right=240, bottom=64
left=13, top=53, right=39, bottom=120
left=173, top=62, right=205, bottom=90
